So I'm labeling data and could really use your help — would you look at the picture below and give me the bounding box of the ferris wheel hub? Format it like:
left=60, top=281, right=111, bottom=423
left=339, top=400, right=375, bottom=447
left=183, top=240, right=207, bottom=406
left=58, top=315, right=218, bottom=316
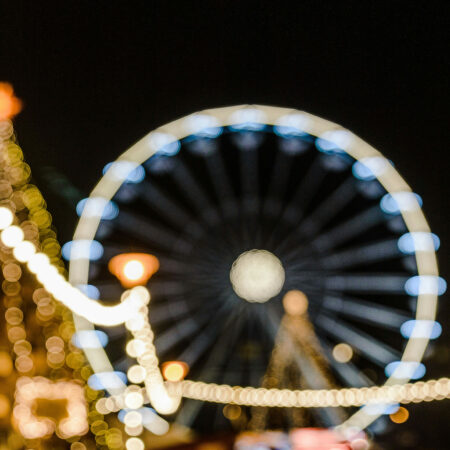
left=229, top=249, right=285, bottom=303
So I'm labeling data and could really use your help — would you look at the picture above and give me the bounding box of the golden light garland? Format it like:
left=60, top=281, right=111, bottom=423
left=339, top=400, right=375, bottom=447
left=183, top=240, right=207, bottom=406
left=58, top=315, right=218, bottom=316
left=0, top=117, right=124, bottom=449
left=14, top=377, right=88, bottom=439
left=167, top=376, right=450, bottom=408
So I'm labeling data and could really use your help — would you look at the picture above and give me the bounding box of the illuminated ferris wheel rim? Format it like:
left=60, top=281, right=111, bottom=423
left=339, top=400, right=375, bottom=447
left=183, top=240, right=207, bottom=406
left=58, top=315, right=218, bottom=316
left=65, top=104, right=440, bottom=431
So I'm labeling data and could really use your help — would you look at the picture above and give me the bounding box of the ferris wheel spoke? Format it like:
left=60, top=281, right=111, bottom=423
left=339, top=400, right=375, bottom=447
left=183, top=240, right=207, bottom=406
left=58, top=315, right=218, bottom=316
left=280, top=205, right=386, bottom=265
left=150, top=278, right=227, bottom=303
left=154, top=292, right=234, bottom=356
left=200, top=303, right=248, bottom=383
left=187, top=239, right=235, bottom=269
left=157, top=256, right=196, bottom=274
left=283, top=156, right=327, bottom=223
left=297, top=177, right=357, bottom=237
left=171, top=158, right=242, bottom=251
left=277, top=177, right=358, bottom=257
left=176, top=298, right=243, bottom=367
left=149, top=296, right=204, bottom=326
left=239, top=145, right=259, bottom=206
left=150, top=288, right=230, bottom=326
left=202, top=150, right=245, bottom=249
left=160, top=278, right=232, bottom=304
left=222, top=307, right=263, bottom=388
left=170, top=159, right=220, bottom=226
left=204, top=149, right=237, bottom=215
left=320, top=341, right=375, bottom=387
left=311, top=205, right=386, bottom=254
left=239, top=147, right=260, bottom=245
left=321, top=293, right=410, bottom=330
left=255, top=303, right=281, bottom=344
left=316, top=314, right=400, bottom=366
left=263, top=151, right=293, bottom=217
left=114, top=210, right=192, bottom=255
left=154, top=320, right=202, bottom=356
left=148, top=280, right=188, bottom=297
left=175, top=272, right=229, bottom=291
left=175, top=304, right=247, bottom=427
left=244, top=310, right=271, bottom=387
left=154, top=309, right=220, bottom=355
left=319, top=273, right=409, bottom=294
left=136, top=181, right=204, bottom=238
left=266, top=157, right=326, bottom=247
left=319, top=238, right=400, bottom=270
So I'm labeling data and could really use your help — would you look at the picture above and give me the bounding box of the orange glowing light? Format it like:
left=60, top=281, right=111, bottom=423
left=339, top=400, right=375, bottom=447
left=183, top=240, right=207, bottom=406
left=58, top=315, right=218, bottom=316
left=282, top=290, right=309, bottom=316
left=223, top=404, right=241, bottom=420
left=390, top=406, right=409, bottom=424
left=0, top=83, right=22, bottom=120
left=108, top=253, right=159, bottom=288
left=161, top=361, right=188, bottom=382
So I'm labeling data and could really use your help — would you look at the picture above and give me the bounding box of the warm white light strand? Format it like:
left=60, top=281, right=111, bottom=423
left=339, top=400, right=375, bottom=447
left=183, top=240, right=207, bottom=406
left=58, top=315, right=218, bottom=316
left=167, top=377, right=450, bottom=408
left=0, top=206, right=141, bottom=327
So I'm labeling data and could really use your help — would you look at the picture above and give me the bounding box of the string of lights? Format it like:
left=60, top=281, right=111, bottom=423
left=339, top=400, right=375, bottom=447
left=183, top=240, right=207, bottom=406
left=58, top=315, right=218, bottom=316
left=0, top=116, right=126, bottom=449
left=61, top=106, right=444, bottom=432
left=4, top=209, right=445, bottom=411
left=0, top=105, right=446, bottom=439
left=166, top=376, right=450, bottom=408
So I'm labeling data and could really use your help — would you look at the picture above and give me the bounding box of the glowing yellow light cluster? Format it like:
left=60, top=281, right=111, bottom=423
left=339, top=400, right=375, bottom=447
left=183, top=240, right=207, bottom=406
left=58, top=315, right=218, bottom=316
left=0, top=117, right=117, bottom=448
left=14, top=377, right=88, bottom=439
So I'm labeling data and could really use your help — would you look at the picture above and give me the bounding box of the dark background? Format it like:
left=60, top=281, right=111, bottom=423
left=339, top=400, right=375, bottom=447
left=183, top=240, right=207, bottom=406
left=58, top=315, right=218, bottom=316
left=1, top=1, right=449, bottom=448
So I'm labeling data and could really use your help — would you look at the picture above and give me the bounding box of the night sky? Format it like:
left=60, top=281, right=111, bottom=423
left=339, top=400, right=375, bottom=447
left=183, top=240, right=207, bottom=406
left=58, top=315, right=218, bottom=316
left=1, top=2, right=449, bottom=448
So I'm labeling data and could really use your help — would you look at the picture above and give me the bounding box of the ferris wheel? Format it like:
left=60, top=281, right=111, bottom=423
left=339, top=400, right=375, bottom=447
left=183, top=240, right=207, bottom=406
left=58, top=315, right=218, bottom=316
left=60, top=105, right=443, bottom=436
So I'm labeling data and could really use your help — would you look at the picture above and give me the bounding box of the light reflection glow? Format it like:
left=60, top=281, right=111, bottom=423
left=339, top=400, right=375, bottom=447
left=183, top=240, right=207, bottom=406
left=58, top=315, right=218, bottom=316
left=76, top=197, right=119, bottom=220
left=72, top=330, right=109, bottom=349
left=404, top=275, right=447, bottom=296
left=103, top=162, right=145, bottom=183
left=380, top=192, right=423, bottom=215
left=88, top=371, right=127, bottom=391
left=62, top=240, right=104, bottom=261
left=398, top=232, right=440, bottom=254
left=400, top=320, right=442, bottom=339
left=352, top=157, right=392, bottom=181
left=385, top=361, right=426, bottom=380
